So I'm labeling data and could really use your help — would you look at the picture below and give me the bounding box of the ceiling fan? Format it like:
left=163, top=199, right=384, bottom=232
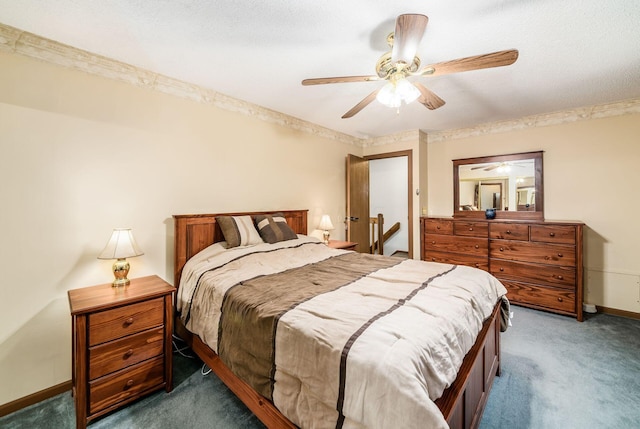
left=302, top=14, right=519, bottom=119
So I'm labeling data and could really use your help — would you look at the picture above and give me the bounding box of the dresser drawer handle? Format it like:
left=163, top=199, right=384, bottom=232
left=431, top=258, right=436, bottom=261
left=123, top=349, right=134, bottom=359
left=475, top=264, right=480, bottom=268
left=474, top=245, right=479, bottom=249
left=557, top=297, right=563, bottom=302
left=549, top=232, right=556, bottom=237
left=125, top=379, right=135, bottom=389
left=432, top=241, right=436, bottom=245
left=499, top=267, right=504, bottom=272
left=506, top=230, right=511, bottom=234
left=556, top=275, right=564, bottom=280
left=499, top=247, right=504, bottom=252
left=436, top=226, right=441, bottom=230
left=469, top=227, right=474, bottom=231
left=124, top=317, right=134, bottom=326
left=558, top=253, right=563, bottom=258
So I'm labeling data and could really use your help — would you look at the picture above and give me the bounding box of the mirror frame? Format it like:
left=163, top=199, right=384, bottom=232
left=453, top=151, right=544, bottom=220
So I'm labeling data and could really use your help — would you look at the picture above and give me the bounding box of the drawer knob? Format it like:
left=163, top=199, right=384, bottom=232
left=432, top=241, right=436, bottom=245
left=474, top=245, right=479, bottom=249
left=436, top=226, right=441, bottom=229
left=558, top=297, right=563, bottom=302
left=124, top=349, right=134, bottom=359
left=469, top=227, right=474, bottom=231
left=432, top=258, right=436, bottom=261
left=499, top=247, right=504, bottom=252
left=125, top=379, right=135, bottom=389
left=558, top=253, right=563, bottom=258
left=557, top=275, right=564, bottom=280
left=124, top=317, right=134, bottom=326
left=499, top=267, right=504, bottom=272
left=549, top=232, right=556, bottom=237
left=475, top=264, right=480, bottom=268
left=506, top=230, right=511, bottom=234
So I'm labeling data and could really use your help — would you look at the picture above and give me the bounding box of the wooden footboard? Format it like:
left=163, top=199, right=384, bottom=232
left=172, top=210, right=502, bottom=429
left=435, top=302, right=501, bottom=429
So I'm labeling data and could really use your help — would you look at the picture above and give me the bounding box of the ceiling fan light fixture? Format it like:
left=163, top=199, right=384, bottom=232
left=376, top=77, right=420, bottom=108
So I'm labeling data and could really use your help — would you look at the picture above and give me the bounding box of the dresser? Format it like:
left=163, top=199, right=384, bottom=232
left=421, top=217, right=584, bottom=321
left=68, top=275, right=175, bottom=428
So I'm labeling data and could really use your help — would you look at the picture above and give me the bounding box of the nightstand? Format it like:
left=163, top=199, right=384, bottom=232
left=68, top=275, right=175, bottom=429
left=327, top=240, right=358, bottom=251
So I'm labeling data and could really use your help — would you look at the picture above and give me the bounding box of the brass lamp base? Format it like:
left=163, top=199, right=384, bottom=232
left=322, top=230, right=330, bottom=244
left=112, top=258, right=131, bottom=287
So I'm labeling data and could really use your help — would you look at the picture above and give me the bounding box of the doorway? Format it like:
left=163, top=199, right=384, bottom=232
left=346, top=150, right=413, bottom=258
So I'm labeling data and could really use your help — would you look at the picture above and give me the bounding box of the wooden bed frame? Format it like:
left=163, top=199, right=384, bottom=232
left=173, top=209, right=501, bottom=429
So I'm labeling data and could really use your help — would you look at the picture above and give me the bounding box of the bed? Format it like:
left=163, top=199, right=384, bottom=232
left=173, top=209, right=508, bottom=429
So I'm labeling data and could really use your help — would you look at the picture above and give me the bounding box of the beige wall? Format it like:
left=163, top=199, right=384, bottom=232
left=0, top=51, right=359, bottom=405
left=427, top=114, right=640, bottom=314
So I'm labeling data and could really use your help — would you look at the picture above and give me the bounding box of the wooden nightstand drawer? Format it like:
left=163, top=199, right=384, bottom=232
left=89, top=327, right=164, bottom=379
left=89, top=356, right=165, bottom=415
left=89, top=297, right=164, bottom=346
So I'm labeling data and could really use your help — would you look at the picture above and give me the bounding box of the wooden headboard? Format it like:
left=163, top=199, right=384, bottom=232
left=173, top=209, right=308, bottom=288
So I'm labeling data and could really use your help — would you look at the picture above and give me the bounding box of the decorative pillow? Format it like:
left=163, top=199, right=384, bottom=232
left=254, top=213, right=298, bottom=244
left=216, top=215, right=263, bottom=248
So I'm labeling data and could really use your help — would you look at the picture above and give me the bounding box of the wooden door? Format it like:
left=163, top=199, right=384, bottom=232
left=346, top=154, right=370, bottom=253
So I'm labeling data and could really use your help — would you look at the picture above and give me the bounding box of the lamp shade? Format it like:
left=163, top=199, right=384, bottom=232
left=98, top=228, right=144, bottom=260
left=318, top=215, right=334, bottom=231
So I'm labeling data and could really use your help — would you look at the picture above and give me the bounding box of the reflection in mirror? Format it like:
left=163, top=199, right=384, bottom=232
left=453, top=151, right=543, bottom=220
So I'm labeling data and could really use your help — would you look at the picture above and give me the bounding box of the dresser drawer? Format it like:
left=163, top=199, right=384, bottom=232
left=425, top=219, right=453, bottom=235
left=425, top=234, right=488, bottom=255
left=89, top=327, right=164, bottom=379
left=454, top=221, right=488, bottom=237
left=490, top=241, right=575, bottom=267
left=89, top=356, right=165, bottom=415
left=89, top=298, right=164, bottom=346
left=490, top=223, right=529, bottom=241
left=530, top=225, right=576, bottom=245
left=501, top=280, right=576, bottom=313
left=425, top=250, right=488, bottom=270
left=489, top=259, right=575, bottom=289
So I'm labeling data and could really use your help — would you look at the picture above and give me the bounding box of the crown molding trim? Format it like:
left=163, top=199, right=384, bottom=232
left=427, top=98, right=640, bottom=143
left=1, top=23, right=638, bottom=149
left=0, top=23, right=362, bottom=147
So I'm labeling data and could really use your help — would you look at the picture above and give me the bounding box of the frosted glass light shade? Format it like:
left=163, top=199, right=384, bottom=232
left=376, top=78, right=421, bottom=108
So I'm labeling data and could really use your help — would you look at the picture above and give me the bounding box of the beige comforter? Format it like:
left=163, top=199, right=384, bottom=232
left=178, top=236, right=508, bottom=429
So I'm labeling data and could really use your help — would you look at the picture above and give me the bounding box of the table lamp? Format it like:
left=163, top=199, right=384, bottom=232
left=97, top=228, right=144, bottom=287
left=318, top=215, right=334, bottom=244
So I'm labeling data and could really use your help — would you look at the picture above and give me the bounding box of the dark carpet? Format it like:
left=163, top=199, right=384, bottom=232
left=1, top=306, right=638, bottom=428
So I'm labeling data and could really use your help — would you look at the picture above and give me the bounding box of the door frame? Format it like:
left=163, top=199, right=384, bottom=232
left=365, top=150, right=413, bottom=259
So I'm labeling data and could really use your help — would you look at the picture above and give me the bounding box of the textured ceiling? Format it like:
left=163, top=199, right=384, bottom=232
left=1, top=1, right=639, bottom=138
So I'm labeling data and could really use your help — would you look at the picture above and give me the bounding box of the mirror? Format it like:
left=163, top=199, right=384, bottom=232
left=453, top=151, right=543, bottom=220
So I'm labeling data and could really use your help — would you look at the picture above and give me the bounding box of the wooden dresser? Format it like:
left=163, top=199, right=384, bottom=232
left=421, top=217, right=584, bottom=321
left=68, top=275, right=175, bottom=428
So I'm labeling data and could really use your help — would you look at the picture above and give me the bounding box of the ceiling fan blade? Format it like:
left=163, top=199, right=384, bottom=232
left=342, top=89, right=380, bottom=119
left=302, top=75, right=380, bottom=85
left=417, top=49, right=519, bottom=77
left=413, top=82, right=445, bottom=110
left=391, top=14, right=428, bottom=65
